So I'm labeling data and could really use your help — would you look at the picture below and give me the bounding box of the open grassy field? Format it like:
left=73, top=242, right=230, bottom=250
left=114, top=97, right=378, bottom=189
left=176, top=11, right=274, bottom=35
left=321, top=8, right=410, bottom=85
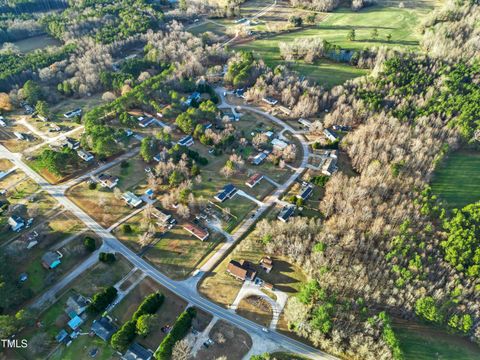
left=431, top=150, right=480, bottom=210
left=235, top=4, right=431, bottom=87
left=393, top=318, right=480, bottom=360
left=12, top=34, right=61, bottom=53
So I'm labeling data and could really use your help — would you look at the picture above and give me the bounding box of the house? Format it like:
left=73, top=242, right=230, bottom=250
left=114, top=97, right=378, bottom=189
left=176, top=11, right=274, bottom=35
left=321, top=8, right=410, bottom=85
left=122, top=342, right=154, bottom=360
left=138, top=116, right=155, bottom=128
left=154, top=151, right=167, bottom=163
left=214, top=184, right=237, bottom=202
left=55, top=329, right=70, bottom=344
left=277, top=205, right=295, bottom=222
left=183, top=223, right=209, bottom=241
left=145, top=188, right=154, bottom=199
left=37, top=114, right=49, bottom=122
left=64, top=108, right=82, bottom=119
left=49, top=123, right=61, bottom=132
left=278, top=105, right=292, bottom=116
left=260, top=256, right=273, bottom=273
left=178, top=135, right=194, bottom=147
left=332, top=124, right=351, bottom=132
left=64, top=137, right=80, bottom=150
left=245, top=173, right=263, bottom=188
left=98, top=173, right=119, bottom=189
left=251, top=152, right=267, bottom=165
left=8, top=215, right=25, bottom=232
left=262, top=97, right=278, bottom=106
left=226, top=260, right=257, bottom=281
left=122, top=192, right=143, bottom=207
left=42, top=251, right=62, bottom=269
left=65, top=293, right=89, bottom=317
left=184, top=92, right=201, bottom=107
left=298, top=118, right=312, bottom=129
left=77, top=149, right=94, bottom=162
left=152, top=207, right=173, bottom=225
left=67, top=315, right=83, bottom=331
left=91, top=317, right=117, bottom=342
left=13, top=132, right=25, bottom=141
left=23, top=103, right=34, bottom=114
left=323, top=128, right=339, bottom=142
left=264, top=131, right=274, bottom=139
left=297, top=183, right=314, bottom=201
left=271, top=138, right=288, bottom=151
left=322, top=157, right=338, bottom=176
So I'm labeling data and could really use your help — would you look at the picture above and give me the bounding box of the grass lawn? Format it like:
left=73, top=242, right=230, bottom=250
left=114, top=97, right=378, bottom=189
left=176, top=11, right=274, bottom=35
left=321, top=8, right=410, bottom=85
left=193, top=320, right=252, bottom=360
left=199, top=222, right=307, bottom=308
left=116, top=213, right=226, bottom=280
left=49, top=93, right=107, bottom=120
left=66, top=255, right=133, bottom=298
left=431, top=150, right=480, bottom=210
left=236, top=296, right=272, bottom=327
left=0, top=158, right=13, bottom=171
left=67, top=156, right=148, bottom=227
left=111, top=277, right=188, bottom=350
left=188, top=21, right=227, bottom=36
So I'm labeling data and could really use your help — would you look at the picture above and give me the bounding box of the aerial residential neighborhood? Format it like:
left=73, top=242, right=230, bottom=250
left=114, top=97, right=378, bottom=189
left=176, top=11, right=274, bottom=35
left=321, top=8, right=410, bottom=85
left=0, top=1, right=479, bottom=360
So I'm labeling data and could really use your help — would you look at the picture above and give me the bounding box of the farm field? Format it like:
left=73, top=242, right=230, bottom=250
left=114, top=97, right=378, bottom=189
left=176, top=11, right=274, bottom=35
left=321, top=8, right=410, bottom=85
left=431, top=150, right=480, bottom=210
left=235, top=4, right=433, bottom=87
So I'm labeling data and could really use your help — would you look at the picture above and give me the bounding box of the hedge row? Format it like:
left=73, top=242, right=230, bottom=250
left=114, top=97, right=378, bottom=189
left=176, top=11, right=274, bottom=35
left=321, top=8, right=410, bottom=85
left=110, top=291, right=164, bottom=353
left=154, top=307, right=197, bottom=360
left=87, top=286, right=117, bottom=314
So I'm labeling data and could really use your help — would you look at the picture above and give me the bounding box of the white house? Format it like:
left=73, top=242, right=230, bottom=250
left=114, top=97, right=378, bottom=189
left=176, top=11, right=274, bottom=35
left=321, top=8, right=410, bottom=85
left=271, top=138, right=288, bottom=151
left=77, top=149, right=94, bottom=162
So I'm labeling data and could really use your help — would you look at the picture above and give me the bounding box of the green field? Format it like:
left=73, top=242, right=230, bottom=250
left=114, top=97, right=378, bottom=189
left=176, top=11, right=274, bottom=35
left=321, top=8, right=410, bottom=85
left=431, top=150, right=480, bottom=210
left=235, top=5, right=429, bottom=87
left=393, top=319, right=480, bottom=360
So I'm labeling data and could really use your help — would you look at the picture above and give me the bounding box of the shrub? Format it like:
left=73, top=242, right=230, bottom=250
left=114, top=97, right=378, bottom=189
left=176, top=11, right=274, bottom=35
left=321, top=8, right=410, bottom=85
left=88, top=182, right=97, bottom=190
left=83, top=236, right=96, bottom=252
left=99, top=252, right=116, bottom=263
left=87, top=286, right=117, bottom=314
left=111, top=320, right=136, bottom=352
left=154, top=307, right=197, bottom=359
left=133, top=292, right=164, bottom=321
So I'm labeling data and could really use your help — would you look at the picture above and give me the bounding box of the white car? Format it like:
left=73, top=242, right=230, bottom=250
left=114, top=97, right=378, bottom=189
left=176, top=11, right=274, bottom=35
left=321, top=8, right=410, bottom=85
left=262, top=327, right=269, bottom=333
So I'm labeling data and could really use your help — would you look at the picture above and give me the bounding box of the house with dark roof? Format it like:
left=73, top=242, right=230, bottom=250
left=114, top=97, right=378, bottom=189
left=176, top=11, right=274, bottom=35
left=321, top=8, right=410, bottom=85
left=64, top=108, right=82, bottom=119
left=183, top=223, right=209, bottom=241
left=8, top=215, right=25, bottom=232
left=323, top=128, right=339, bottom=142
left=214, top=184, right=237, bottom=202
left=322, top=157, right=338, bottom=176
left=277, top=205, right=295, bottom=223
left=297, top=184, right=314, bottom=201
left=91, top=317, right=117, bottom=342
left=184, top=92, right=201, bottom=107
left=65, top=293, right=89, bottom=317
left=97, top=173, right=119, bottom=189
left=64, top=137, right=80, bottom=150
left=226, top=260, right=256, bottom=281
left=251, top=152, right=267, bottom=165
left=178, top=135, right=194, bottom=147
left=122, top=342, right=153, bottom=360
left=55, top=329, right=70, bottom=344
left=42, top=251, right=62, bottom=269
left=245, top=173, right=263, bottom=188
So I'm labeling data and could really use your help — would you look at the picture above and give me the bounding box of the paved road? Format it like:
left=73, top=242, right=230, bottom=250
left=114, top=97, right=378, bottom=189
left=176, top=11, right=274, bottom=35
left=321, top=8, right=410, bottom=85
left=0, top=95, right=336, bottom=359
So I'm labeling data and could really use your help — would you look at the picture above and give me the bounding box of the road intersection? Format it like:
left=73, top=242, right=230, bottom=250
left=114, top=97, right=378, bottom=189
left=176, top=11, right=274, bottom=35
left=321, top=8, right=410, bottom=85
left=0, top=93, right=337, bottom=359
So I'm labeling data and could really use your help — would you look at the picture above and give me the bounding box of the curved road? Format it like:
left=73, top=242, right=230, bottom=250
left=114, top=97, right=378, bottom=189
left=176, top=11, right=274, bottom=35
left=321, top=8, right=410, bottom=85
left=0, top=94, right=336, bottom=359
